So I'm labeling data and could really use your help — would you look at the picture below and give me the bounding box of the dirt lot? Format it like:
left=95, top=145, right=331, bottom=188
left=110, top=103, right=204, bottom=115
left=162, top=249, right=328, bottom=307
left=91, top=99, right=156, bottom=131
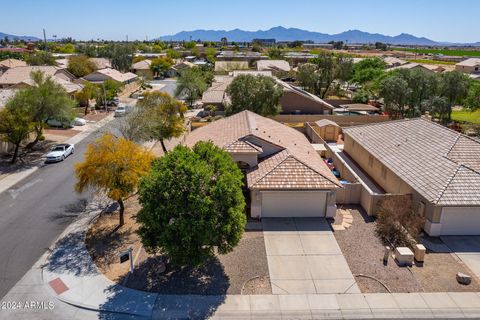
left=334, top=206, right=480, bottom=293
left=85, top=197, right=271, bottom=295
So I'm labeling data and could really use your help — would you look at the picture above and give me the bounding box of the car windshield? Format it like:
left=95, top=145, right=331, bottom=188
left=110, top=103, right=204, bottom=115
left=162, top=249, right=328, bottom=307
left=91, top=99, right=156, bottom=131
left=117, top=106, right=125, bottom=111
left=53, top=146, right=65, bottom=151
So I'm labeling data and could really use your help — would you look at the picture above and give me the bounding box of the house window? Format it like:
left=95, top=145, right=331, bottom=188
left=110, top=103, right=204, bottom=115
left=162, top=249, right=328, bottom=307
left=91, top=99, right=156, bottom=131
left=381, top=166, right=387, bottom=179
left=368, top=155, right=373, bottom=168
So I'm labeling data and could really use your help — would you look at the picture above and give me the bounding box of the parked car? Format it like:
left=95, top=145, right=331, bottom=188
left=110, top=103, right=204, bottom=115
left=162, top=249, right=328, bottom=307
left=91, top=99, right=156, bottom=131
left=46, top=118, right=74, bottom=128
left=45, top=144, right=75, bottom=163
left=114, top=105, right=134, bottom=117
left=73, top=117, right=87, bottom=126
left=107, top=98, right=120, bottom=106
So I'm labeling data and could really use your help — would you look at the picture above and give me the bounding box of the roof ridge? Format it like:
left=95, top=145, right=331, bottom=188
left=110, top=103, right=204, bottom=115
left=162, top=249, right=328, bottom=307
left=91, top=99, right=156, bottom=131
left=249, top=150, right=291, bottom=188
left=434, top=164, right=462, bottom=204
left=445, top=134, right=461, bottom=158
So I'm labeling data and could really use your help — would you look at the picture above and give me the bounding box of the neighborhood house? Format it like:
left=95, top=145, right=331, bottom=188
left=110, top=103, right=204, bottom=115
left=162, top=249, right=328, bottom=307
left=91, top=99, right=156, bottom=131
left=342, top=118, right=480, bottom=236
left=186, top=110, right=341, bottom=219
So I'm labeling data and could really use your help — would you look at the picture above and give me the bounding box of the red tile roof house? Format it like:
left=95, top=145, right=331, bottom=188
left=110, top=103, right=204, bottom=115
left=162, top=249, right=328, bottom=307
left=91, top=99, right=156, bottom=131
left=342, top=118, right=480, bottom=236
left=185, top=110, right=341, bottom=219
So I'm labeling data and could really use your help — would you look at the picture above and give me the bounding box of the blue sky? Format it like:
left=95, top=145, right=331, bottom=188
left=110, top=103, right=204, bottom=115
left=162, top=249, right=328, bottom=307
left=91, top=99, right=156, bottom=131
left=1, top=0, right=479, bottom=43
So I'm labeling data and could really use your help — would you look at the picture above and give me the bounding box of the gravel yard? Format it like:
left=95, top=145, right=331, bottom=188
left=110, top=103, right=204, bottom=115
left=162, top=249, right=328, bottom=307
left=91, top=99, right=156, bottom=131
left=334, top=206, right=480, bottom=293
left=86, top=197, right=271, bottom=295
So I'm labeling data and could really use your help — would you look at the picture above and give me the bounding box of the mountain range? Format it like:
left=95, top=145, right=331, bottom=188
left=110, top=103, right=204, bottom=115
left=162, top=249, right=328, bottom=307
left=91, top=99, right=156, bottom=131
left=0, top=32, right=41, bottom=42
left=158, top=26, right=480, bottom=46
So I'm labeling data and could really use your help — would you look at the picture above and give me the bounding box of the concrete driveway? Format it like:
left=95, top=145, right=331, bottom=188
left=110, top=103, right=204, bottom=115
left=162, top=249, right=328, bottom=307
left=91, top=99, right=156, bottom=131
left=441, top=236, right=480, bottom=278
left=262, top=218, right=359, bottom=294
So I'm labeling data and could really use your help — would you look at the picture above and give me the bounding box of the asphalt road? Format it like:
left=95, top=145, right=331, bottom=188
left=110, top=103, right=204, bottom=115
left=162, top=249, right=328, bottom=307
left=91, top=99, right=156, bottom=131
left=0, top=124, right=110, bottom=299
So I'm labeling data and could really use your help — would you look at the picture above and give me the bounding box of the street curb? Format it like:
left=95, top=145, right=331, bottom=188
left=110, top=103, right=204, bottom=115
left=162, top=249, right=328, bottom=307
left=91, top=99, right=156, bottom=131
left=0, top=115, right=114, bottom=196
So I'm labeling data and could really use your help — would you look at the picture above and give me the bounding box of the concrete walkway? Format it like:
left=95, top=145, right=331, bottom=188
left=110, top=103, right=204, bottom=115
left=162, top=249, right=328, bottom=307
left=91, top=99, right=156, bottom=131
left=442, top=236, right=480, bottom=278
left=263, top=218, right=359, bottom=295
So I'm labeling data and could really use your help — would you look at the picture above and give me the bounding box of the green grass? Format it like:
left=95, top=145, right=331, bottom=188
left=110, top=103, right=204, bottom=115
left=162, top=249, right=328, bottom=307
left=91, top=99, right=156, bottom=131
left=407, top=59, right=456, bottom=65
left=452, top=109, right=480, bottom=124
left=396, top=47, right=480, bottom=57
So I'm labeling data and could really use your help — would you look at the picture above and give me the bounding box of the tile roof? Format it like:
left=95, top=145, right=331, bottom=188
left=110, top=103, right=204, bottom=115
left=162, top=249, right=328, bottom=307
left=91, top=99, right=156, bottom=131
left=89, top=58, right=112, bottom=69
left=315, top=119, right=340, bottom=127
left=0, top=66, right=62, bottom=85
left=85, top=68, right=138, bottom=83
left=257, top=60, right=291, bottom=72
left=185, top=110, right=340, bottom=190
left=16, top=77, right=83, bottom=94
left=214, top=61, right=249, bottom=72
left=225, top=140, right=263, bottom=153
left=457, top=58, right=480, bottom=67
left=0, top=58, right=27, bottom=69
left=343, top=118, right=480, bottom=206
left=131, top=59, right=151, bottom=70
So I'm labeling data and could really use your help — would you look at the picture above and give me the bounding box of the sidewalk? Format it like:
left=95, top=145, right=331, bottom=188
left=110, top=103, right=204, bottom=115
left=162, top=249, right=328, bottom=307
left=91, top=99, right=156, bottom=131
left=0, top=114, right=115, bottom=195
left=3, top=195, right=480, bottom=319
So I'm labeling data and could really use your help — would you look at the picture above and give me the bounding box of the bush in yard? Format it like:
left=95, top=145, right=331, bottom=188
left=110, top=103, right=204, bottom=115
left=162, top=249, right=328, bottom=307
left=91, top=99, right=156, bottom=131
left=137, top=141, right=246, bottom=266
left=375, top=195, right=425, bottom=248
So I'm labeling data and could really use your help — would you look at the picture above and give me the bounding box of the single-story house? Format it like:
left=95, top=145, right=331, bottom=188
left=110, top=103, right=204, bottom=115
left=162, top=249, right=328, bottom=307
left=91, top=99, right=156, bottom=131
left=456, top=58, right=480, bottom=74
left=256, top=60, right=291, bottom=73
left=131, top=59, right=153, bottom=78
left=388, top=62, right=445, bottom=73
left=214, top=61, right=249, bottom=73
left=0, top=59, right=27, bottom=74
left=383, top=57, right=407, bottom=68
left=83, top=68, right=138, bottom=84
left=0, top=66, right=76, bottom=88
left=342, top=118, right=480, bottom=236
left=185, top=110, right=341, bottom=218
left=201, top=74, right=334, bottom=115
left=11, top=77, right=83, bottom=95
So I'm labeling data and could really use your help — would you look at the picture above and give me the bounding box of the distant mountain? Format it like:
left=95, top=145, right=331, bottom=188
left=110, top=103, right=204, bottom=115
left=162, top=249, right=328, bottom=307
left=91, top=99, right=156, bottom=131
left=0, top=32, right=41, bottom=42
left=157, top=26, right=476, bottom=46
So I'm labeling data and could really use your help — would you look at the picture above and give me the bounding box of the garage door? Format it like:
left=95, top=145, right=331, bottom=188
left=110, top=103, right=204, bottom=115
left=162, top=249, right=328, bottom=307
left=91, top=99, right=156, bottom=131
left=441, top=207, right=480, bottom=235
left=261, top=191, right=327, bottom=218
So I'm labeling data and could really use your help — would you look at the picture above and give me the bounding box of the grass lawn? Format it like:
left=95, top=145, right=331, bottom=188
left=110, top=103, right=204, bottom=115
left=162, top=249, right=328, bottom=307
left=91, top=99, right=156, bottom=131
left=407, top=59, right=456, bottom=65
left=452, top=109, right=480, bottom=124
left=396, top=47, right=480, bottom=57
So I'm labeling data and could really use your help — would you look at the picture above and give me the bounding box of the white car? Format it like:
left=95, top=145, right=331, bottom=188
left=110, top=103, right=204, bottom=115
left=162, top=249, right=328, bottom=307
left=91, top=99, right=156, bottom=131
left=45, top=144, right=75, bottom=163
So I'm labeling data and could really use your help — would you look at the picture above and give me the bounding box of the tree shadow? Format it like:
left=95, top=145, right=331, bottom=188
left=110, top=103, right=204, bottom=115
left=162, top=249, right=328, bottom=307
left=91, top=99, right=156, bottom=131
left=48, top=198, right=90, bottom=223
left=121, top=256, right=230, bottom=296
left=43, top=231, right=99, bottom=277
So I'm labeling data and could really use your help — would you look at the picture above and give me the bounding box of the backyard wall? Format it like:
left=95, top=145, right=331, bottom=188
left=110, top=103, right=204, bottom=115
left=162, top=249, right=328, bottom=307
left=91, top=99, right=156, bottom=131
left=270, top=114, right=390, bottom=126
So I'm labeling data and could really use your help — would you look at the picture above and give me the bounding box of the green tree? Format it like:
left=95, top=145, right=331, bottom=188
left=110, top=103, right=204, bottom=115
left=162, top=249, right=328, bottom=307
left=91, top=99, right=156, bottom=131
left=268, top=46, right=283, bottom=59
left=183, top=41, right=196, bottom=49
left=166, top=49, right=181, bottom=59
left=150, top=56, right=174, bottom=78
left=59, top=43, right=75, bottom=54
left=439, top=71, right=470, bottom=122
left=225, top=74, right=283, bottom=116
left=75, top=134, right=154, bottom=226
left=205, top=47, right=217, bottom=63
left=25, top=51, right=56, bottom=66
left=350, top=58, right=386, bottom=85
left=0, top=105, right=34, bottom=164
left=136, top=91, right=187, bottom=153
left=422, top=96, right=449, bottom=121
left=174, top=67, right=208, bottom=107
left=67, top=55, right=97, bottom=77
left=75, top=82, right=99, bottom=114
left=96, top=79, right=123, bottom=107
left=297, top=52, right=352, bottom=98
left=465, top=81, right=480, bottom=111
left=352, top=89, right=370, bottom=104
left=379, top=75, right=411, bottom=119
left=137, top=141, right=246, bottom=266
left=191, top=46, right=200, bottom=58
left=11, top=71, right=75, bottom=145
left=105, top=44, right=134, bottom=72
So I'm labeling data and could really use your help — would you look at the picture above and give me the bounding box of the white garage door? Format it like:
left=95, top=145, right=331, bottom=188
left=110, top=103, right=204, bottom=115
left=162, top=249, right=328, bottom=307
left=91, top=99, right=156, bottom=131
left=261, top=191, right=327, bottom=218
left=441, top=207, right=480, bottom=235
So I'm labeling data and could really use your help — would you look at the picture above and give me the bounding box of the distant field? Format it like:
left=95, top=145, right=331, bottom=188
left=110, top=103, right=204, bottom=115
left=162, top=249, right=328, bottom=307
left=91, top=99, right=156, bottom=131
left=452, top=109, right=480, bottom=124
left=407, top=59, right=456, bottom=65
left=397, top=48, right=480, bottom=57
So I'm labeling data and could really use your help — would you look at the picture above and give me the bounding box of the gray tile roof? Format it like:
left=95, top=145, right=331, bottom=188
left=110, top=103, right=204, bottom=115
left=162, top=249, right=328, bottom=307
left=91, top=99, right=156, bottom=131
left=343, top=118, right=480, bottom=206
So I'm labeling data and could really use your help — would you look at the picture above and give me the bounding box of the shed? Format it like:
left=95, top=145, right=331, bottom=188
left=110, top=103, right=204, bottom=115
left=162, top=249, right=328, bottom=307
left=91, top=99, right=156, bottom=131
left=314, top=119, right=341, bottom=142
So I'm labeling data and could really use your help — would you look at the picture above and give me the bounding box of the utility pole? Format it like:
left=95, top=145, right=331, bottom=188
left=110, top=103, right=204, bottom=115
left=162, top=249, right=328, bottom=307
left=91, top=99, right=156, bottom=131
left=43, top=28, right=47, bottom=51
left=126, top=35, right=128, bottom=42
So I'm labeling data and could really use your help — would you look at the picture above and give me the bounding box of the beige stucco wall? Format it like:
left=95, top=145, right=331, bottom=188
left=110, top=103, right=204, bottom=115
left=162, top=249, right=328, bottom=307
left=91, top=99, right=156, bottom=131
left=231, top=153, right=258, bottom=168
left=456, top=65, right=480, bottom=74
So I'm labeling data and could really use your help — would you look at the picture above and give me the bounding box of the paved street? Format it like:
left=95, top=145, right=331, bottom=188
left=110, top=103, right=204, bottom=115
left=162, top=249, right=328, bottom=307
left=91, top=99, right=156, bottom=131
left=0, top=122, right=113, bottom=299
